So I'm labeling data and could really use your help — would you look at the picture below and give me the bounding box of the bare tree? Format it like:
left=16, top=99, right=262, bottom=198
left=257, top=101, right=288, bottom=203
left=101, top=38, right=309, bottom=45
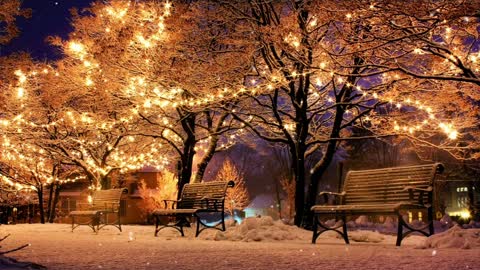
left=211, top=0, right=480, bottom=226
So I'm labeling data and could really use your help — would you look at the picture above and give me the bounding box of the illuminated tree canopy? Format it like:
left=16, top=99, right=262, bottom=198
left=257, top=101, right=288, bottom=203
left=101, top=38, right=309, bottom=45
left=0, top=0, right=479, bottom=226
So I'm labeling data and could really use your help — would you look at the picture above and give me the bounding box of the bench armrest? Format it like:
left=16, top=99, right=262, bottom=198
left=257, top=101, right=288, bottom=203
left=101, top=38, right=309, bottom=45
left=402, top=186, right=433, bottom=205
left=163, top=199, right=179, bottom=209
left=318, top=191, right=346, bottom=205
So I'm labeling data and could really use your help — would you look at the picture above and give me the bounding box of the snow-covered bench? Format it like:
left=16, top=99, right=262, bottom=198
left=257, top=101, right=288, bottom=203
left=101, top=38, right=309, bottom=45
left=152, top=181, right=234, bottom=237
left=311, top=163, right=444, bottom=246
left=69, top=188, right=127, bottom=233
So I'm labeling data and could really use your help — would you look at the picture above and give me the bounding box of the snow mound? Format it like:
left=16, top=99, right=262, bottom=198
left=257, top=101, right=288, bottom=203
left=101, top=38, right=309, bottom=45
left=200, top=216, right=310, bottom=242
left=354, top=215, right=373, bottom=227
left=417, top=225, right=480, bottom=249
left=348, top=231, right=385, bottom=243
left=200, top=216, right=385, bottom=243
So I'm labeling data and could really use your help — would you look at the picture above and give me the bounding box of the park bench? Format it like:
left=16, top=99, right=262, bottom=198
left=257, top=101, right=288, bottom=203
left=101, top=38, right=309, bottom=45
left=311, top=163, right=444, bottom=246
left=152, top=180, right=234, bottom=237
left=69, top=188, right=127, bottom=233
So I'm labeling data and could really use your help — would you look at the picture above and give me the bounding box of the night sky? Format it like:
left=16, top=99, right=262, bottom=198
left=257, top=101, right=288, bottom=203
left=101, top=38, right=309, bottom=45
left=2, top=0, right=94, bottom=60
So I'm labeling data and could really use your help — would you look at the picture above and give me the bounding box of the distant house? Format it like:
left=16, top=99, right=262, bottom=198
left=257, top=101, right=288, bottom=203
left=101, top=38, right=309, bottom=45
left=439, top=179, right=480, bottom=219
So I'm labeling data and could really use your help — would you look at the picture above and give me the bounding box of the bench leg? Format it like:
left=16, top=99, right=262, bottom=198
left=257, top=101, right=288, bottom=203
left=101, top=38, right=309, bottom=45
left=95, top=212, right=123, bottom=232
left=341, top=214, right=349, bottom=244
left=221, top=211, right=226, bottom=231
left=312, top=213, right=349, bottom=244
left=154, top=215, right=160, bottom=237
left=396, top=213, right=404, bottom=246
left=178, top=217, right=186, bottom=237
left=311, top=214, right=318, bottom=244
left=428, top=208, right=434, bottom=236
left=71, top=216, right=75, bottom=232
left=154, top=215, right=187, bottom=237
left=195, top=216, right=201, bottom=237
left=194, top=212, right=226, bottom=237
left=397, top=210, right=433, bottom=246
left=118, top=212, right=122, bottom=232
left=71, top=215, right=97, bottom=232
left=93, top=215, right=99, bottom=233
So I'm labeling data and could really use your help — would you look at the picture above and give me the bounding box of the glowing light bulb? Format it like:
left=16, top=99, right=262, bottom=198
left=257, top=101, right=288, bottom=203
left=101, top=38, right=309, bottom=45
left=17, top=87, right=25, bottom=98
left=448, top=131, right=457, bottom=140
left=68, top=41, right=85, bottom=54
left=85, top=77, right=94, bottom=86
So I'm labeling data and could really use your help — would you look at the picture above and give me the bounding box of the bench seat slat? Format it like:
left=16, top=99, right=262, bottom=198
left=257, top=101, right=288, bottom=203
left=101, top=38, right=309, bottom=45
left=348, top=183, right=431, bottom=189
left=348, top=165, right=436, bottom=174
left=153, top=209, right=198, bottom=215
left=311, top=202, right=427, bottom=212
left=70, top=210, right=100, bottom=216
left=349, top=170, right=433, bottom=177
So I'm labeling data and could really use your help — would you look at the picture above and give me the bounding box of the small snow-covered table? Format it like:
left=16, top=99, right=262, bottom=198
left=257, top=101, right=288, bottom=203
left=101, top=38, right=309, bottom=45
left=69, top=188, right=127, bottom=233
left=311, top=163, right=444, bottom=246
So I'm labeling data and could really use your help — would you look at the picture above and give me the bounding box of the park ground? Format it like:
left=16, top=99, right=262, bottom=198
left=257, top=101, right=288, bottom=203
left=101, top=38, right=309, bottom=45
left=1, top=218, right=479, bottom=270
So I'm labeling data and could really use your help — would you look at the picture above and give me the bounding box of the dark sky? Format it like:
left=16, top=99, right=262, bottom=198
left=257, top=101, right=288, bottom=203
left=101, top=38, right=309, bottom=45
left=2, top=0, right=94, bottom=60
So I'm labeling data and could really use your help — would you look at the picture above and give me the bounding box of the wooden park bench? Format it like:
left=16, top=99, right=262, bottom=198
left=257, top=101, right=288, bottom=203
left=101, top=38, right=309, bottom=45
left=152, top=181, right=234, bottom=237
left=69, top=188, right=127, bottom=233
left=311, top=163, right=444, bottom=246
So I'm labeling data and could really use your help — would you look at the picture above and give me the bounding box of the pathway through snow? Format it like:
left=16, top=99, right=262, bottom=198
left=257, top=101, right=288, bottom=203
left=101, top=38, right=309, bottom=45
left=0, top=217, right=478, bottom=269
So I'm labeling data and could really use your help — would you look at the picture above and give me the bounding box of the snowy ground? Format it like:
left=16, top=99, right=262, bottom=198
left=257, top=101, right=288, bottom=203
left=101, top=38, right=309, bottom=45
left=0, top=217, right=479, bottom=270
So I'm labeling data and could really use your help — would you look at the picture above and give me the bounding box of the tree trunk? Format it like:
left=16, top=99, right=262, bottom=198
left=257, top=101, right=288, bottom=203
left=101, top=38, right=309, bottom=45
left=304, top=142, right=337, bottom=226
left=177, top=152, right=194, bottom=199
left=194, top=134, right=219, bottom=183
left=48, top=183, right=61, bottom=223
left=177, top=112, right=196, bottom=199
left=274, top=178, right=283, bottom=219
left=293, top=148, right=306, bottom=226
left=100, top=175, right=111, bottom=189
left=37, top=185, right=45, bottom=224
left=46, top=183, right=54, bottom=220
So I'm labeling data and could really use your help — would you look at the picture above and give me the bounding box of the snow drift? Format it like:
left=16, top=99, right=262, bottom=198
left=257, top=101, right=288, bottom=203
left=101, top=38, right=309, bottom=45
left=418, top=225, right=480, bottom=249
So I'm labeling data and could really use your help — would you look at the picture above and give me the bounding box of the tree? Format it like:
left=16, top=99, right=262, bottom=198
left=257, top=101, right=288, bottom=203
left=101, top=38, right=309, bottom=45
left=280, top=176, right=295, bottom=223
left=1, top=56, right=168, bottom=190
left=215, top=159, right=249, bottom=216
left=211, top=0, right=480, bottom=226
left=52, top=0, right=248, bottom=194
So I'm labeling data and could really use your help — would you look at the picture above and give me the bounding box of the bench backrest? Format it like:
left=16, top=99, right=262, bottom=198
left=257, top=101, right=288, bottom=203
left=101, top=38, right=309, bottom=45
left=91, top=188, right=127, bottom=211
left=342, top=163, right=443, bottom=205
left=178, top=181, right=234, bottom=209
